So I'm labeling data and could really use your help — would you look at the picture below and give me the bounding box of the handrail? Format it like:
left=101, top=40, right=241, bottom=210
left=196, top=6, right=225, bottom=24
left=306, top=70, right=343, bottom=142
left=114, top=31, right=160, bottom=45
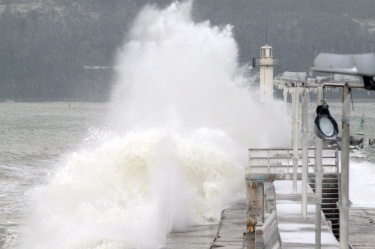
left=248, top=147, right=339, bottom=174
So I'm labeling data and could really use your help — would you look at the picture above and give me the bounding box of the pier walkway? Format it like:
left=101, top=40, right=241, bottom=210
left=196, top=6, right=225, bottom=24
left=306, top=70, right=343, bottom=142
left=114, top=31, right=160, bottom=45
left=163, top=179, right=375, bottom=248
left=271, top=180, right=339, bottom=248
left=162, top=199, right=252, bottom=249
left=350, top=208, right=375, bottom=249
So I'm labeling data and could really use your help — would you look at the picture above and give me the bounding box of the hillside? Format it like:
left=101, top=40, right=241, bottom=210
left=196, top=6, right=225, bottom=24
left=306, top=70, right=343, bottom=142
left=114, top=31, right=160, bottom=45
left=0, top=0, right=374, bottom=101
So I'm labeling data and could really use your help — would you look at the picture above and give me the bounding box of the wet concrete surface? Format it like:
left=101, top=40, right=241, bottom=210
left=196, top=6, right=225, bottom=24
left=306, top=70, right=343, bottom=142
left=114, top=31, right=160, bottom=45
left=162, top=200, right=254, bottom=249
left=162, top=182, right=375, bottom=249
left=162, top=224, right=219, bottom=249
left=350, top=208, right=375, bottom=249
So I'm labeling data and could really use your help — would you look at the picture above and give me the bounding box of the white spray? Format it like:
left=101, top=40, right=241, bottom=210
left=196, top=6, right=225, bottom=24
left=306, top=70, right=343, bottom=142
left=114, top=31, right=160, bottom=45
left=21, top=1, right=290, bottom=249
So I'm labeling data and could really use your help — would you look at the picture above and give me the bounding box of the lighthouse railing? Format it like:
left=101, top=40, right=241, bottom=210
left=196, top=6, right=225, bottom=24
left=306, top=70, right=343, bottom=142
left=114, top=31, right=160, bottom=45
left=253, top=58, right=279, bottom=67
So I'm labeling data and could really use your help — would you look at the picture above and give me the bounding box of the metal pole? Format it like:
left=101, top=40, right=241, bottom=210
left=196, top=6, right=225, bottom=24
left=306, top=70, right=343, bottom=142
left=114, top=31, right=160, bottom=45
left=315, top=86, right=323, bottom=249
left=301, top=88, right=309, bottom=218
left=339, top=85, right=351, bottom=249
left=292, top=87, right=300, bottom=194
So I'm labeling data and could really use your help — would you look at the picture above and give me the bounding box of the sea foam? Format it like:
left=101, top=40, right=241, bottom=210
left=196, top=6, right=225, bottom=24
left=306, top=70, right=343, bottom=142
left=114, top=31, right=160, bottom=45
left=21, top=1, right=290, bottom=248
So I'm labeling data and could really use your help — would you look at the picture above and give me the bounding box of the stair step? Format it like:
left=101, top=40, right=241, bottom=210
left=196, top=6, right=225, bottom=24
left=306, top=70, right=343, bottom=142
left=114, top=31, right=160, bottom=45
left=325, top=216, right=340, bottom=220
left=309, top=182, right=339, bottom=185
left=309, top=176, right=341, bottom=181
left=329, top=224, right=340, bottom=228
left=329, top=221, right=340, bottom=225
left=322, top=193, right=339, bottom=198
left=309, top=185, right=339, bottom=189
left=325, top=213, right=339, bottom=216
left=331, top=224, right=340, bottom=229
left=309, top=181, right=340, bottom=185
left=322, top=204, right=338, bottom=209
left=322, top=203, right=339, bottom=207
left=309, top=173, right=339, bottom=177
left=327, top=218, right=340, bottom=222
left=325, top=210, right=339, bottom=213
left=327, top=220, right=340, bottom=224
left=309, top=177, right=340, bottom=182
left=323, top=212, right=339, bottom=215
left=309, top=183, right=339, bottom=185
left=309, top=179, right=339, bottom=182
left=322, top=208, right=339, bottom=213
left=322, top=198, right=339, bottom=203
left=311, top=188, right=339, bottom=194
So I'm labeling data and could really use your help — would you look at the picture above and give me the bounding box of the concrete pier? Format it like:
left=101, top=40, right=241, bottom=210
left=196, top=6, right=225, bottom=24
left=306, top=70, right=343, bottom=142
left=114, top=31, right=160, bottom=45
left=349, top=208, right=375, bottom=249
left=162, top=224, right=219, bottom=248
left=211, top=201, right=252, bottom=248
left=162, top=200, right=250, bottom=249
left=162, top=180, right=375, bottom=248
left=273, top=180, right=339, bottom=248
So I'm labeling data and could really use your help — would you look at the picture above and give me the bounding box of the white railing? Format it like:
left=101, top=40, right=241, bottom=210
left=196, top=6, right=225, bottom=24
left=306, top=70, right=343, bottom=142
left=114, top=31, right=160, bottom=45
left=248, top=147, right=339, bottom=174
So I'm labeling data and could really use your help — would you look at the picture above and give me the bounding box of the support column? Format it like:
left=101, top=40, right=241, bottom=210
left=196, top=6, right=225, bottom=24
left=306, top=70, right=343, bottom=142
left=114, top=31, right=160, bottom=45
left=292, top=88, right=300, bottom=194
left=339, top=85, right=351, bottom=249
left=301, top=89, right=309, bottom=218
left=315, top=86, right=323, bottom=249
left=246, top=181, right=264, bottom=233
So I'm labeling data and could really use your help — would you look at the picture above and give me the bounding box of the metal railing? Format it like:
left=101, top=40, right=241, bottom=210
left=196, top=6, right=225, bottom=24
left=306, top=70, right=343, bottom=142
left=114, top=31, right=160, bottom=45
left=253, top=58, right=279, bottom=67
left=248, top=147, right=339, bottom=174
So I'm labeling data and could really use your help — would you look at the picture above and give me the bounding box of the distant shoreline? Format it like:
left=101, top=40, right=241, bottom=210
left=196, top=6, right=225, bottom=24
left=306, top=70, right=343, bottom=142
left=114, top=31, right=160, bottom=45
left=0, top=99, right=108, bottom=104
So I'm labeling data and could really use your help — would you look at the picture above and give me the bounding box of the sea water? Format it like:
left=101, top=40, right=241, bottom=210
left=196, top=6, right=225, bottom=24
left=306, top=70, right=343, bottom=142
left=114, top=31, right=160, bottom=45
left=1, top=1, right=374, bottom=249
left=0, top=102, right=109, bottom=248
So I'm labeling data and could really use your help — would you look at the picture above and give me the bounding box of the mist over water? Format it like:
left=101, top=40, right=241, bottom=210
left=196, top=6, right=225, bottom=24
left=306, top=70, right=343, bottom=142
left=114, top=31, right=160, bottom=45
left=20, top=1, right=290, bottom=249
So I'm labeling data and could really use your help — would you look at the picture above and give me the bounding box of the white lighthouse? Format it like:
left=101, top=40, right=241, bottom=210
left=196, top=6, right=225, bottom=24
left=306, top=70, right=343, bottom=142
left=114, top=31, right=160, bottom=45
left=253, top=44, right=278, bottom=102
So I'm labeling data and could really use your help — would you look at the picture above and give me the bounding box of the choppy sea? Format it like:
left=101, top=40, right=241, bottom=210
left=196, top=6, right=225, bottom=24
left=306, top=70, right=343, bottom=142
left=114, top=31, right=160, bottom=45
left=1, top=100, right=374, bottom=248
left=1, top=2, right=375, bottom=249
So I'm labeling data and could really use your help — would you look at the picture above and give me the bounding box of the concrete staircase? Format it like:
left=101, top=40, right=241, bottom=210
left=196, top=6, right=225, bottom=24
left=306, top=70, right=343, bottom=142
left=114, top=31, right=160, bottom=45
left=308, top=173, right=340, bottom=240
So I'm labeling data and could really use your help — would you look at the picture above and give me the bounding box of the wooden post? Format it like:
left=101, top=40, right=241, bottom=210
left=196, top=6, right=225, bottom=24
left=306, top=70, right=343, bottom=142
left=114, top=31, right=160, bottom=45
left=246, top=181, right=264, bottom=233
